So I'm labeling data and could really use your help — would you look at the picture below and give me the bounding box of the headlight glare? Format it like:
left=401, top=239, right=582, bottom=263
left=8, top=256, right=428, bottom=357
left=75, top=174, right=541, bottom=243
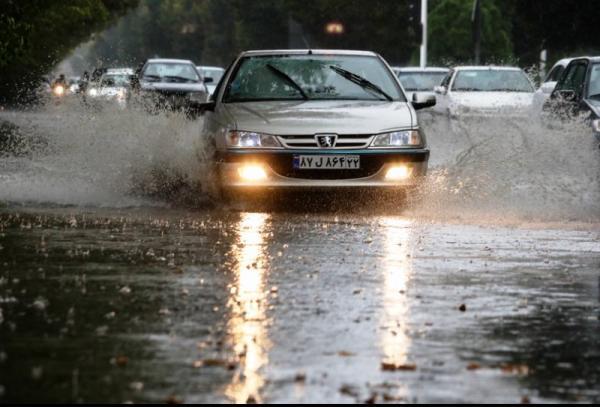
left=227, top=131, right=281, bottom=148
left=370, top=130, right=421, bottom=148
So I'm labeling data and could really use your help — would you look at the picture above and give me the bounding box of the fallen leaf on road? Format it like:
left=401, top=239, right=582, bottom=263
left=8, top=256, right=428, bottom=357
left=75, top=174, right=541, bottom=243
left=501, top=363, right=530, bottom=375
left=458, top=304, right=467, bottom=312
left=337, top=351, right=355, bottom=357
left=381, top=362, right=417, bottom=371
left=166, top=395, right=183, bottom=404
left=467, top=362, right=481, bottom=370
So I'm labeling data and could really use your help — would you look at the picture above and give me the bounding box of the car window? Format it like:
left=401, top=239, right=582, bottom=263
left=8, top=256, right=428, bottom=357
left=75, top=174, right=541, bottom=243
left=452, top=69, right=534, bottom=92
left=397, top=72, right=447, bottom=91
left=546, top=65, right=565, bottom=83
left=588, top=64, right=600, bottom=99
left=555, top=62, right=588, bottom=97
left=142, top=63, right=200, bottom=83
left=223, top=54, right=404, bottom=102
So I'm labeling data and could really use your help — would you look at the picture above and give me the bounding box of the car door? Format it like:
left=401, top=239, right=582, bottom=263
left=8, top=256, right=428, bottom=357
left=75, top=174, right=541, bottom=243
left=548, top=60, right=588, bottom=120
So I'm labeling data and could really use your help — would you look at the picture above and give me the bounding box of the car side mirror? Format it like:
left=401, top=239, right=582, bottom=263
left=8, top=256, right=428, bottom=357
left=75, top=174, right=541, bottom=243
left=203, top=77, right=214, bottom=84
left=434, top=85, right=446, bottom=95
left=555, top=89, right=577, bottom=102
left=540, top=81, right=556, bottom=94
left=412, top=93, right=436, bottom=110
left=187, top=101, right=216, bottom=118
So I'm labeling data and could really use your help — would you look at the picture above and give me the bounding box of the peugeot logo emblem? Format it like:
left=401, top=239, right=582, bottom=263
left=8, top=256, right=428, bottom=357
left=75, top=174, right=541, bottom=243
left=315, top=134, right=337, bottom=148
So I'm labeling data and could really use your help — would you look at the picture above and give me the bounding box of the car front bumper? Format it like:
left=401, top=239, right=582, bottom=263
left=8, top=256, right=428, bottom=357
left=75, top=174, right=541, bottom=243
left=217, top=149, right=429, bottom=190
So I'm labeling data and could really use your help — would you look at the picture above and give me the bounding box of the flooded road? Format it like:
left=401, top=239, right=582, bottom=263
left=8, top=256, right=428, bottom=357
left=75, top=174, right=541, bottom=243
left=1, top=107, right=600, bottom=403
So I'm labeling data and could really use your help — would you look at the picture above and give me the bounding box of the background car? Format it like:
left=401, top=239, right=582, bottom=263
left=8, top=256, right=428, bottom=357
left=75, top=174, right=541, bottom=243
left=196, top=66, right=225, bottom=96
left=134, top=58, right=209, bottom=111
left=531, top=58, right=574, bottom=113
left=433, top=66, right=535, bottom=118
left=201, top=49, right=436, bottom=201
left=86, top=68, right=133, bottom=109
left=393, top=67, right=449, bottom=101
left=542, top=56, right=600, bottom=141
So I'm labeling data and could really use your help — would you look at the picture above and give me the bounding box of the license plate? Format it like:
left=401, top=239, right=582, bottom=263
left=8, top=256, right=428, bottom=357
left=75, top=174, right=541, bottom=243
left=293, top=155, right=360, bottom=169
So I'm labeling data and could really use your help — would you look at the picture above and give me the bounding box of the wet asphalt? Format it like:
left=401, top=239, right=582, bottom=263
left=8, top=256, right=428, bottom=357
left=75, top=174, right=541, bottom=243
left=1, top=206, right=599, bottom=403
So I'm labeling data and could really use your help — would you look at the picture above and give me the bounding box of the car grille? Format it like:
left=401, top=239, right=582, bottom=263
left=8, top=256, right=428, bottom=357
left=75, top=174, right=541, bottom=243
left=278, top=134, right=373, bottom=149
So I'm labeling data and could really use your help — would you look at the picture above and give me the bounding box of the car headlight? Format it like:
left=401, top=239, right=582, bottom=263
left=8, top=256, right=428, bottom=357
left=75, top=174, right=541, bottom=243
left=226, top=131, right=281, bottom=148
left=88, top=88, right=98, bottom=97
left=593, top=119, right=600, bottom=133
left=370, top=130, right=422, bottom=148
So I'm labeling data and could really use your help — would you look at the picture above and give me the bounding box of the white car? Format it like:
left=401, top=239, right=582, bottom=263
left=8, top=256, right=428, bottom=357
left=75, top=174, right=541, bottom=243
left=433, top=66, right=535, bottom=118
left=198, top=49, right=436, bottom=200
left=86, top=68, right=134, bottom=108
left=197, top=66, right=225, bottom=96
left=392, top=67, right=449, bottom=101
left=531, top=58, right=574, bottom=113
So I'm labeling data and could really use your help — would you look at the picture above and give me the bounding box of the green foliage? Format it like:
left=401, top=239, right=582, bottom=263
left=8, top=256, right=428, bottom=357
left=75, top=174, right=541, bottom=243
left=0, top=0, right=137, bottom=103
left=428, top=0, right=513, bottom=65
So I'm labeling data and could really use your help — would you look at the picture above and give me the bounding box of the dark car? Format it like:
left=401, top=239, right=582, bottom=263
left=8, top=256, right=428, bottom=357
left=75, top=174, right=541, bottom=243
left=542, top=57, right=600, bottom=142
left=133, top=58, right=210, bottom=112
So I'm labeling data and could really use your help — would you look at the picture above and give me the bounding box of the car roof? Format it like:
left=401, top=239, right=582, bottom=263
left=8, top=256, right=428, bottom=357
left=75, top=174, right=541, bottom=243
left=146, top=58, right=195, bottom=64
left=105, top=68, right=133, bottom=74
left=197, top=66, right=224, bottom=71
left=393, top=67, right=449, bottom=73
left=568, top=56, right=600, bottom=63
left=239, top=49, right=378, bottom=57
left=453, top=66, right=523, bottom=71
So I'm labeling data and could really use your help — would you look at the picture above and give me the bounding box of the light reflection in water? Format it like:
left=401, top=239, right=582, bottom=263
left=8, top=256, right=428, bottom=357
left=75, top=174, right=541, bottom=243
left=380, top=217, right=413, bottom=369
left=225, top=212, right=270, bottom=403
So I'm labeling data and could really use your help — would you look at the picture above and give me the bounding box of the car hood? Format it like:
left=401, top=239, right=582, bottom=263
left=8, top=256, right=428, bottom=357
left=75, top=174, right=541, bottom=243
left=222, top=100, right=414, bottom=135
left=140, top=82, right=206, bottom=93
left=450, top=91, right=534, bottom=108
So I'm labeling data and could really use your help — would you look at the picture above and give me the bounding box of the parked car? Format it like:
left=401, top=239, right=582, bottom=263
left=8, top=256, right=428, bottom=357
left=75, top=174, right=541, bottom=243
left=433, top=66, right=535, bottom=118
left=542, top=57, right=600, bottom=142
left=196, top=66, right=225, bottom=96
left=392, top=67, right=449, bottom=101
left=133, top=59, right=209, bottom=112
left=86, top=68, right=133, bottom=109
left=198, top=49, right=436, bottom=201
left=531, top=58, right=574, bottom=113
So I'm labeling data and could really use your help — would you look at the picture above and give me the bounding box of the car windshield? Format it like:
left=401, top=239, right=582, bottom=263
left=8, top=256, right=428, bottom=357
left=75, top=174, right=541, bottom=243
left=588, top=64, right=600, bottom=99
left=223, top=54, right=404, bottom=102
left=100, top=74, right=130, bottom=87
left=452, top=69, right=534, bottom=92
left=200, top=68, right=224, bottom=83
left=397, top=71, right=447, bottom=91
left=142, top=63, right=200, bottom=83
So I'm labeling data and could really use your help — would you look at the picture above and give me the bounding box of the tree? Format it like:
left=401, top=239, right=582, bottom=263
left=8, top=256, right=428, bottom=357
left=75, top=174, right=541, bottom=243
left=428, top=0, right=513, bottom=65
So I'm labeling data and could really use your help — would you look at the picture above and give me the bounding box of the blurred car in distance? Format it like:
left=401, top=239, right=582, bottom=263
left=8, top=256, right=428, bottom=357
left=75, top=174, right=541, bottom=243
left=393, top=67, right=449, bottom=101
left=542, top=57, right=600, bottom=142
left=133, top=59, right=209, bottom=112
left=532, top=58, right=574, bottom=113
left=86, top=68, right=134, bottom=109
left=197, top=66, right=225, bottom=96
left=433, top=66, right=535, bottom=118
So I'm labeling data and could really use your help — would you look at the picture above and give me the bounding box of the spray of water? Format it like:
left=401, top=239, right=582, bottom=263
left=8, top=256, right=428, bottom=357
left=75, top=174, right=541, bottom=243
left=0, top=96, right=599, bottom=223
left=0, top=99, right=210, bottom=207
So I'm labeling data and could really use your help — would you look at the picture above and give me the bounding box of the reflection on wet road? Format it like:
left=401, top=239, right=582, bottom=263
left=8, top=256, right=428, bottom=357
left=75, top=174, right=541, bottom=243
left=1, top=208, right=599, bottom=403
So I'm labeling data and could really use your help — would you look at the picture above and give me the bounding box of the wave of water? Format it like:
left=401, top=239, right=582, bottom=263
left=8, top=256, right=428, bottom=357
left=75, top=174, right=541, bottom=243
left=0, top=99, right=599, bottom=222
left=0, top=100, right=210, bottom=207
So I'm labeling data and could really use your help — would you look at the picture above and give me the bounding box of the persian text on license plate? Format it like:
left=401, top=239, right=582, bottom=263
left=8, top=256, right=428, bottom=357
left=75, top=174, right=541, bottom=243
left=293, top=155, right=360, bottom=170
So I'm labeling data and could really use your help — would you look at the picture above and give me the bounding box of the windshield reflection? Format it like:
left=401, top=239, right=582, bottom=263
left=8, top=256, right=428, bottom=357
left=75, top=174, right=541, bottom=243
left=225, top=212, right=271, bottom=403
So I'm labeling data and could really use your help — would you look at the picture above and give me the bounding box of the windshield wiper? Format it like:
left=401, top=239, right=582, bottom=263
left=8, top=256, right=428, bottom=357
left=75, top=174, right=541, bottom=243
left=164, top=75, right=197, bottom=83
left=329, top=65, right=393, bottom=101
left=266, top=64, right=308, bottom=100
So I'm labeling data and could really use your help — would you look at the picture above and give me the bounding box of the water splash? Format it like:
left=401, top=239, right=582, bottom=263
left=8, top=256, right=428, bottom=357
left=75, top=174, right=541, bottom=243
left=0, top=99, right=210, bottom=207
